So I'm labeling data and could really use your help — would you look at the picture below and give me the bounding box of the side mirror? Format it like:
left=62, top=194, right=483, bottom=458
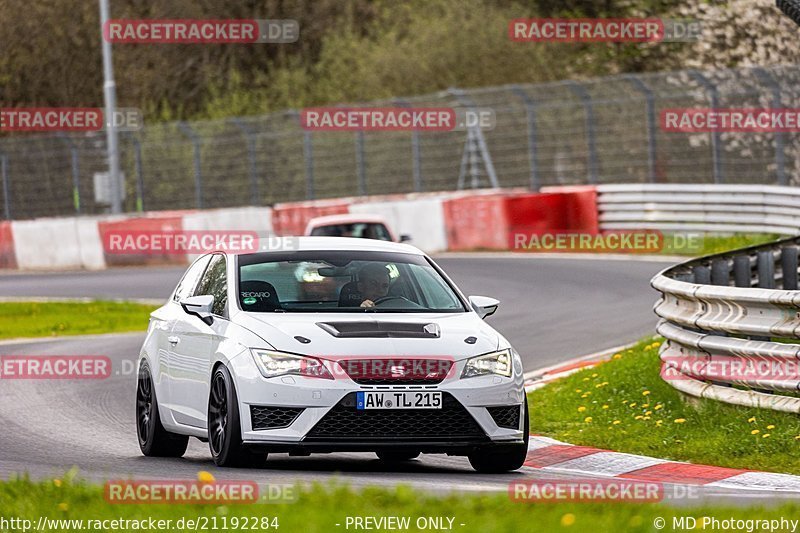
left=399, top=234, right=412, bottom=243
left=468, top=295, right=499, bottom=319
left=180, top=295, right=215, bottom=325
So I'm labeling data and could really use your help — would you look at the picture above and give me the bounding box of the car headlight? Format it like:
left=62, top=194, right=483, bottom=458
left=461, top=349, right=513, bottom=379
left=250, top=349, right=333, bottom=380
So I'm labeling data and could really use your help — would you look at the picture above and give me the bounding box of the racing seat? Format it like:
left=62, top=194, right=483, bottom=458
left=239, top=280, right=280, bottom=312
left=338, top=281, right=363, bottom=307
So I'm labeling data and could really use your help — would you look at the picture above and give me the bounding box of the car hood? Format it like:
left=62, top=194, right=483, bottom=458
left=235, top=311, right=500, bottom=360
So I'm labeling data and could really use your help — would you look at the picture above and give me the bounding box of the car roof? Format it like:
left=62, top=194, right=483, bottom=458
left=237, top=236, right=423, bottom=256
left=306, top=213, right=389, bottom=227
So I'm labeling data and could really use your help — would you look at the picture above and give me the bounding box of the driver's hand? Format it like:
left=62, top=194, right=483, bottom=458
left=360, top=299, right=375, bottom=308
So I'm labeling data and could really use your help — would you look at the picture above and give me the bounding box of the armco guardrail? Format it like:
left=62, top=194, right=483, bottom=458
left=600, top=184, right=800, bottom=235
left=651, top=236, right=800, bottom=413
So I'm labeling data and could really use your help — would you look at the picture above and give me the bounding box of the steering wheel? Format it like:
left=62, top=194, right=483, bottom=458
left=372, top=295, right=411, bottom=306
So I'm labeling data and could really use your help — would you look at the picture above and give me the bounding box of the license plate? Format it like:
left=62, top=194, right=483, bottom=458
left=356, top=391, right=442, bottom=410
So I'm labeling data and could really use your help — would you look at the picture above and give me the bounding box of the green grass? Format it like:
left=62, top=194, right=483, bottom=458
left=528, top=338, right=800, bottom=475
left=0, top=301, right=156, bottom=339
left=2, top=476, right=800, bottom=533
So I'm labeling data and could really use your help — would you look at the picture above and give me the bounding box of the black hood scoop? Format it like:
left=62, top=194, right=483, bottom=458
left=316, top=321, right=441, bottom=339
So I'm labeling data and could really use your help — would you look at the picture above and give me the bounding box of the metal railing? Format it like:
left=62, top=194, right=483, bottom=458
left=4, top=64, right=800, bottom=220
left=599, top=183, right=800, bottom=235
left=652, top=237, right=800, bottom=413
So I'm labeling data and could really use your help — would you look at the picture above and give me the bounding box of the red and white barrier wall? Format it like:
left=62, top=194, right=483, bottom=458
left=0, top=187, right=600, bottom=270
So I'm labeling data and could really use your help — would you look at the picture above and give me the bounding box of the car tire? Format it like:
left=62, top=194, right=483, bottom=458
left=468, top=399, right=529, bottom=473
left=375, top=451, right=421, bottom=462
left=136, top=361, right=189, bottom=457
left=208, top=364, right=266, bottom=467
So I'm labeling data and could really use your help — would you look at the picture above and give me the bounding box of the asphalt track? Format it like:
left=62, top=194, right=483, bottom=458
left=2, top=254, right=780, bottom=502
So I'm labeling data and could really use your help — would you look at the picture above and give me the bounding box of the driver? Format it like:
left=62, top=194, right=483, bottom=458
left=357, top=263, right=391, bottom=308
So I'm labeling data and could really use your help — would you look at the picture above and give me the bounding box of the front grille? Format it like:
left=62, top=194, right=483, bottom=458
left=338, top=358, right=453, bottom=385
left=250, top=406, right=304, bottom=430
left=487, top=405, right=521, bottom=430
left=305, top=392, right=486, bottom=441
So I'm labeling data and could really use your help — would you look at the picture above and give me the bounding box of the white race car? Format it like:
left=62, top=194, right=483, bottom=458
left=136, top=237, right=528, bottom=472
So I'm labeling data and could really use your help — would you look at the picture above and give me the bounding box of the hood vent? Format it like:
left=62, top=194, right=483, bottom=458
left=316, top=321, right=441, bottom=339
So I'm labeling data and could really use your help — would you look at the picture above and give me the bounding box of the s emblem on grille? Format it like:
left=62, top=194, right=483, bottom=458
left=390, top=365, right=405, bottom=376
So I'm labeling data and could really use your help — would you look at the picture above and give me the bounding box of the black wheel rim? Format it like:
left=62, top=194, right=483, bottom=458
left=209, top=373, right=228, bottom=456
left=136, top=367, right=153, bottom=445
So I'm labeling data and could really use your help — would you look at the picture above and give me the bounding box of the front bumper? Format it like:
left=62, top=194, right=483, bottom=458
left=229, top=352, right=526, bottom=452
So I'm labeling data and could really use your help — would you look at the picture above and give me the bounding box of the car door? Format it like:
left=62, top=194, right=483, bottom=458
left=168, top=253, right=229, bottom=428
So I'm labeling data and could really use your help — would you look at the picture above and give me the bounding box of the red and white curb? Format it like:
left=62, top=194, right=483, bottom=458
left=523, top=436, right=800, bottom=491
left=523, top=346, right=800, bottom=492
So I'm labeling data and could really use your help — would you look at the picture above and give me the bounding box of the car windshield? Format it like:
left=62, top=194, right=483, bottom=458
left=237, top=251, right=466, bottom=313
left=310, top=222, right=392, bottom=241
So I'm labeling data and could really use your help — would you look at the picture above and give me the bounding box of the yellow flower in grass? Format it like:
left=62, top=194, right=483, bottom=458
left=578, top=406, right=586, bottom=413
left=602, top=405, right=609, bottom=409
left=575, top=389, right=582, bottom=394
left=583, top=377, right=590, bottom=382
left=642, top=391, right=651, bottom=396
left=748, top=417, right=757, bottom=423
left=767, top=425, right=775, bottom=430
left=674, top=418, right=686, bottom=424
left=613, top=420, right=621, bottom=425
left=751, top=429, right=760, bottom=435
left=656, top=420, right=663, bottom=427
left=581, top=393, right=590, bottom=398
left=645, top=411, right=652, bottom=416
left=592, top=373, right=598, bottom=378
left=642, top=404, right=650, bottom=409
left=561, top=514, right=576, bottom=527
left=794, top=435, right=800, bottom=440
left=584, top=417, right=593, bottom=423
left=763, top=434, right=771, bottom=439
left=53, top=479, right=62, bottom=488
left=198, top=471, right=216, bottom=484
left=629, top=403, right=637, bottom=408
left=634, top=415, right=643, bottom=420
left=643, top=416, right=651, bottom=421
left=654, top=404, right=663, bottom=411
left=612, top=353, right=622, bottom=360
left=58, top=503, right=68, bottom=512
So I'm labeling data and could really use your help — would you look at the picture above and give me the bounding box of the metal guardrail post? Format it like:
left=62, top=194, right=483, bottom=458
left=355, top=130, right=367, bottom=196
left=733, top=255, right=751, bottom=287
left=692, top=264, right=711, bottom=285
left=177, top=122, right=203, bottom=208
left=781, top=246, right=799, bottom=290
left=1, top=153, right=10, bottom=220
left=57, top=134, right=81, bottom=214
left=626, top=75, right=658, bottom=184
left=230, top=119, right=260, bottom=205
left=511, top=86, right=540, bottom=191
left=566, top=81, right=599, bottom=184
left=753, top=68, right=787, bottom=186
left=757, top=250, right=776, bottom=289
left=710, top=258, right=730, bottom=286
left=689, top=71, right=723, bottom=184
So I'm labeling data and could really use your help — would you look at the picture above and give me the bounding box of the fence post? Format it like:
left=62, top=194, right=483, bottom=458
left=177, top=122, right=203, bottom=208
left=753, top=68, right=787, bottom=186
left=1, top=153, right=10, bottom=220
left=626, top=75, right=658, bottom=184
left=355, top=130, right=366, bottom=196
left=57, top=134, right=81, bottom=214
left=449, top=88, right=499, bottom=189
left=511, top=85, right=540, bottom=191
left=230, top=119, right=260, bottom=205
left=689, top=71, right=723, bottom=184
left=124, top=132, right=145, bottom=213
left=395, top=99, right=422, bottom=192
left=566, top=81, right=599, bottom=184
left=303, top=131, right=315, bottom=200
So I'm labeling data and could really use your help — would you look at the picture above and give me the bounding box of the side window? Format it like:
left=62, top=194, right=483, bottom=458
left=194, top=254, right=228, bottom=317
left=173, top=256, right=211, bottom=303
